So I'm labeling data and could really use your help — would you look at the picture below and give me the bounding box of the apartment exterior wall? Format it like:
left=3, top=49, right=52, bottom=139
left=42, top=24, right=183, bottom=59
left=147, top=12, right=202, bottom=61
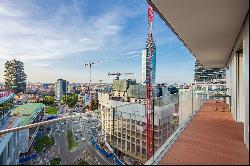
left=0, top=91, right=15, bottom=105
left=243, top=14, right=249, bottom=150
left=0, top=118, right=20, bottom=165
left=226, top=13, right=249, bottom=150
left=98, top=92, right=128, bottom=109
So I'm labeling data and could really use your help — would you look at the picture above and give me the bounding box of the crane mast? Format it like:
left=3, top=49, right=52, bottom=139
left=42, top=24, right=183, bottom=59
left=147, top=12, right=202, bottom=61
left=146, top=4, right=154, bottom=159
left=84, top=62, right=95, bottom=112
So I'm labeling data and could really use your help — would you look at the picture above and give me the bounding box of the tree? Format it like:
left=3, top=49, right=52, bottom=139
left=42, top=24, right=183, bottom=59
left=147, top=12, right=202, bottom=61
left=91, top=99, right=98, bottom=110
left=61, top=94, right=78, bottom=108
left=4, top=59, right=27, bottom=93
left=43, top=96, right=55, bottom=105
left=85, top=105, right=89, bottom=110
left=0, top=102, right=12, bottom=125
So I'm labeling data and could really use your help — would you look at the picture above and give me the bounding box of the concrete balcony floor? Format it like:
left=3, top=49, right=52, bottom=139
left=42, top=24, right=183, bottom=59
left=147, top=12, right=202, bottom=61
left=159, top=100, right=249, bottom=165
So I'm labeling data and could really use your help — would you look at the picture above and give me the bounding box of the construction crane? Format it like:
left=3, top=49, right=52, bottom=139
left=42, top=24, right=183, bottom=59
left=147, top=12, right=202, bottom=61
left=108, top=72, right=134, bottom=80
left=146, top=4, right=155, bottom=159
left=83, top=61, right=95, bottom=112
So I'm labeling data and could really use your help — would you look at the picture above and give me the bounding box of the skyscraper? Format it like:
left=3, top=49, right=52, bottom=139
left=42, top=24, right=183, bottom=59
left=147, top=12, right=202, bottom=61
left=4, top=59, right=27, bottom=93
left=141, top=42, right=156, bottom=84
left=55, top=79, right=68, bottom=101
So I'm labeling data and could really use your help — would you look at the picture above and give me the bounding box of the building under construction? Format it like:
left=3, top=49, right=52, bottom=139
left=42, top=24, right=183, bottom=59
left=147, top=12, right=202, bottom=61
left=98, top=87, right=178, bottom=164
left=98, top=86, right=206, bottom=164
left=111, top=79, right=169, bottom=102
left=99, top=97, right=177, bottom=164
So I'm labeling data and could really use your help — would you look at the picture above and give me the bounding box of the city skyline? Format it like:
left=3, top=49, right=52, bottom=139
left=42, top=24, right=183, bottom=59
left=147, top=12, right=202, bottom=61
left=0, top=0, right=195, bottom=84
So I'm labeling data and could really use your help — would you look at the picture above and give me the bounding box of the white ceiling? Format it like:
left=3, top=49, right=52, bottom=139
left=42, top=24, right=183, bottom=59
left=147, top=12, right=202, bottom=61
left=148, top=0, right=249, bottom=68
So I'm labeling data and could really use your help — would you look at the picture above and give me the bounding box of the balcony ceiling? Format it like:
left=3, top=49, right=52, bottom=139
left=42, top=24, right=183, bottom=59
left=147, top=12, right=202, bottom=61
left=147, top=0, right=249, bottom=68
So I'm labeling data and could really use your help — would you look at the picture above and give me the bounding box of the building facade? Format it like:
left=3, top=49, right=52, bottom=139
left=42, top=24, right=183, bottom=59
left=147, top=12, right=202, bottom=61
left=55, top=79, right=68, bottom=101
left=194, top=60, right=226, bottom=83
left=0, top=91, right=20, bottom=165
left=0, top=116, right=20, bottom=165
left=99, top=92, right=177, bottom=164
left=11, top=103, right=44, bottom=154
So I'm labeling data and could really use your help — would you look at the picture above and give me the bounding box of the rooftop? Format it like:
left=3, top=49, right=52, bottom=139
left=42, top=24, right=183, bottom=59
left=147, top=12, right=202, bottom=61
left=27, top=97, right=42, bottom=101
left=158, top=100, right=249, bottom=165
left=0, top=91, right=15, bottom=104
left=11, top=103, right=44, bottom=126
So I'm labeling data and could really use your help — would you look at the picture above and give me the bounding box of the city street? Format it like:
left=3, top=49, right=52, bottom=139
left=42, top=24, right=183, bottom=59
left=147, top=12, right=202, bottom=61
left=33, top=108, right=112, bottom=165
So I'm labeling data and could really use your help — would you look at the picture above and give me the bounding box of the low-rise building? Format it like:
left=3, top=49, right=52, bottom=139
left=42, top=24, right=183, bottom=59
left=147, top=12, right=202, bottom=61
left=27, top=97, right=43, bottom=103
left=0, top=91, right=20, bottom=165
left=11, top=103, right=44, bottom=154
left=0, top=115, right=20, bottom=165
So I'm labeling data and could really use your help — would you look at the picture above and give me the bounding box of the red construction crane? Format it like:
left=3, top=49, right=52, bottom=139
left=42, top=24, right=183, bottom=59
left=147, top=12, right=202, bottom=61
left=108, top=72, right=134, bottom=80
left=146, top=4, right=155, bottom=159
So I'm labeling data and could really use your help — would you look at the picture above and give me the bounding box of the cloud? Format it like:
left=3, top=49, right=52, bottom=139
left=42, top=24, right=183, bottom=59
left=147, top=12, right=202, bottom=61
left=126, top=54, right=140, bottom=59
left=0, top=1, right=195, bottom=84
left=126, top=50, right=141, bottom=55
left=0, top=1, right=125, bottom=62
left=0, top=1, right=26, bottom=17
left=31, top=63, right=51, bottom=67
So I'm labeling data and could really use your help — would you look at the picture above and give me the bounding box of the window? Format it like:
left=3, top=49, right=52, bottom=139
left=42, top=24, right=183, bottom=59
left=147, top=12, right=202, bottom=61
left=0, top=153, right=4, bottom=165
left=8, top=141, right=11, bottom=158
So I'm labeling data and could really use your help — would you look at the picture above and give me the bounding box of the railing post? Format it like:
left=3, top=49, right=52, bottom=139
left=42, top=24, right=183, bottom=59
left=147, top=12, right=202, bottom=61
left=112, top=107, right=115, bottom=165
left=191, top=84, right=194, bottom=114
left=152, top=98, right=155, bottom=163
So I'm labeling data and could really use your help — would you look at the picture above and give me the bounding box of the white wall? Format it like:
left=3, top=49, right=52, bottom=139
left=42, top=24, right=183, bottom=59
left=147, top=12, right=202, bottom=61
left=243, top=14, right=249, bottom=151
left=227, top=13, right=249, bottom=150
left=238, top=53, right=244, bottom=123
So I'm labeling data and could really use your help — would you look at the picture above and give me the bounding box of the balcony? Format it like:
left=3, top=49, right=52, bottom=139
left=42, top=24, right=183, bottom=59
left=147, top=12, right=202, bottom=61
left=147, top=100, right=249, bottom=165
left=144, top=1, right=249, bottom=164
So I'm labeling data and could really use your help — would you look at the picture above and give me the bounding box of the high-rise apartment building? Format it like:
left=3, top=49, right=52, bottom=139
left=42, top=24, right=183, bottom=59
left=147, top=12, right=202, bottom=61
left=4, top=59, right=27, bottom=93
left=194, top=60, right=226, bottom=83
left=55, top=79, right=68, bottom=101
left=141, top=42, right=156, bottom=84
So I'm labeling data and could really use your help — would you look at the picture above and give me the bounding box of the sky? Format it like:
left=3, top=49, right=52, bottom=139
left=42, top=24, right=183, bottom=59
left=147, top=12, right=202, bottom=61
left=0, top=0, right=195, bottom=84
